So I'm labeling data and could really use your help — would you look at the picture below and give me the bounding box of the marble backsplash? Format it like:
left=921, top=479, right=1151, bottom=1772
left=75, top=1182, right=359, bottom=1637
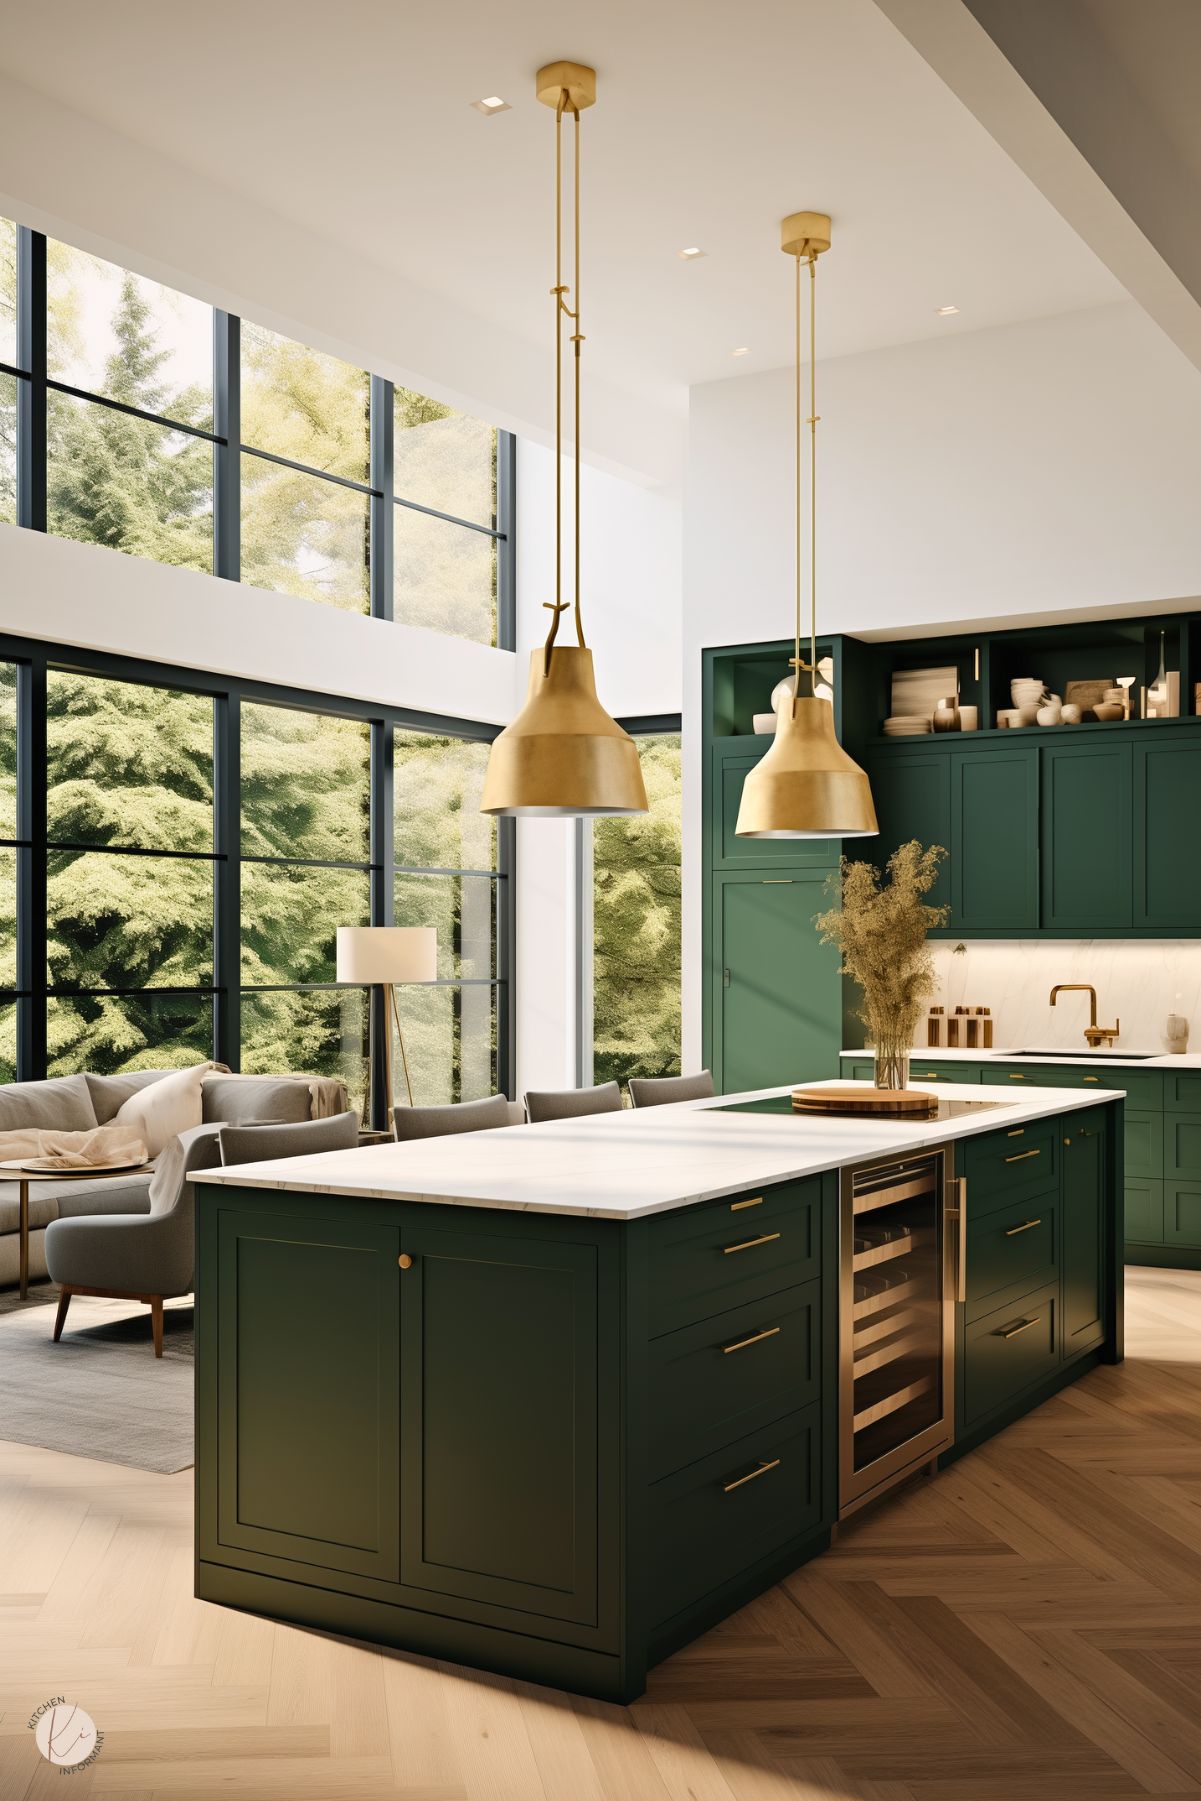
left=917, top=940, right=1201, bottom=1055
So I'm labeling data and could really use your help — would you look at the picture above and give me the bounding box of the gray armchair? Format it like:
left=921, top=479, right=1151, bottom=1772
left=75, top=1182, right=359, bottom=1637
left=47, top=1111, right=360, bottom=1357
left=46, top=1122, right=224, bottom=1357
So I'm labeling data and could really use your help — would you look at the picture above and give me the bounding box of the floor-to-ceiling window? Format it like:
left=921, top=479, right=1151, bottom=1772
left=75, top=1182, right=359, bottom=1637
left=591, top=728, right=683, bottom=1087
left=0, top=213, right=516, bottom=1111
left=0, top=643, right=513, bottom=1111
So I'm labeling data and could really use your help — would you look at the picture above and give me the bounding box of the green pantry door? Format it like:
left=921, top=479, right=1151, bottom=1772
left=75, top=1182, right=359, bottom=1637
left=714, top=870, right=841, bottom=1092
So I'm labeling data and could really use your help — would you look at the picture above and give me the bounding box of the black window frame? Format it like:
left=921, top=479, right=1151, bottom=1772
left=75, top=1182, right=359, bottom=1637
left=0, top=223, right=516, bottom=647
left=0, top=634, right=516, bottom=1121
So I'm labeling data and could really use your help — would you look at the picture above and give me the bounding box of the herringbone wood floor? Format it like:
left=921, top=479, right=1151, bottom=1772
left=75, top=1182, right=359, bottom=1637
left=1, top=1267, right=1199, bottom=1800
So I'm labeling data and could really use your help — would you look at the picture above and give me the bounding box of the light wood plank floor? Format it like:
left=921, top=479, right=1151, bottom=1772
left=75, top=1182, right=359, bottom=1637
left=1, top=1267, right=1199, bottom=1800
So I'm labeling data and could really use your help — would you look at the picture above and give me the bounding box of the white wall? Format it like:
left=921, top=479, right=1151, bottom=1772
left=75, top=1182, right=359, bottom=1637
left=512, top=444, right=683, bottom=1093
left=0, top=523, right=517, bottom=724
left=683, top=301, right=1201, bottom=1065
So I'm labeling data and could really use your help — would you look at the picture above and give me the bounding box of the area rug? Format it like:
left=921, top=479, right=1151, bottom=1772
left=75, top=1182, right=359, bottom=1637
left=0, top=1283, right=193, bottom=1473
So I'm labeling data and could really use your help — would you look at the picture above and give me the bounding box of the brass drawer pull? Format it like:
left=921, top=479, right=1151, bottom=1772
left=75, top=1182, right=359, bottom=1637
left=1003, top=1149, right=1041, bottom=1164
left=1004, top=1218, right=1042, bottom=1237
left=722, top=1325, right=781, bottom=1355
left=1083, top=1076, right=1099, bottom=1083
left=722, top=1457, right=781, bottom=1494
left=1007, top=1073, right=1027, bottom=1080
left=722, top=1231, right=781, bottom=1256
left=730, top=1195, right=764, bottom=1212
left=996, top=1315, right=1041, bottom=1340
left=1006, top=1128, right=1025, bottom=1138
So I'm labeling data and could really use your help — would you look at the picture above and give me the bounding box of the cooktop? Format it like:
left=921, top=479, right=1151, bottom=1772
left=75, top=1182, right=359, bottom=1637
left=717, top=1095, right=1011, bottom=1124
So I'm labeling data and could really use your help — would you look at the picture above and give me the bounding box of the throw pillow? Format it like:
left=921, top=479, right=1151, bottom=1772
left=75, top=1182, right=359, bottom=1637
left=84, top=1068, right=178, bottom=1126
left=0, top=1073, right=97, bottom=1133
left=114, top=1060, right=222, bottom=1159
left=201, top=1076, right=312, bottom=1127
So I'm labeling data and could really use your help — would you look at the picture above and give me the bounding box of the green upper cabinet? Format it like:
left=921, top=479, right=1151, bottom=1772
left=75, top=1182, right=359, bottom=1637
left=866, top=751, right=951, bottom=915
left=1133, top=737, right=1201, bottom=931
left=1042, top=740, right=1133, bottom=931
left=712, top=740, right=839, bottom=868
left=951, top=747, right=1038, bottom=932
left=713, top=871, right=841, bottom=1092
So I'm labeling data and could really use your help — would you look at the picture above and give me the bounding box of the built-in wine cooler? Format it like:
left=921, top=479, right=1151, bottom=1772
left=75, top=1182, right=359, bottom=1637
left=840, top=1146, right=959, bottom=1516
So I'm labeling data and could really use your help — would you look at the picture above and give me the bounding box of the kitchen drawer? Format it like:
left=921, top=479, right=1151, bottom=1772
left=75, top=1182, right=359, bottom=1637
left=1165, top=1181, right=1201, bottom=1249
left=1165, top=1073, right=1201, bottom=1110
left=648, top=1281, right=819, bottom=1480
left=962, top=1281, right=1059, bottom=1429
left=844, top=1060, right=874, bottom=1082
left=987, top=1062, right=1151, bottom=1104
left=1164, top=1112, right=1201, bottom=1180
left=1126, top=1110, right=1163, bottom=1179
left=648, top=1404, right=820, bottom=1629
left=1124, top=1177, right=1163, bottom=1245
left=647, top=1180, right=820, bottom=1337
left=959, top=1121, right=1059, bottom=1220
left=907, top=1060, right=980, bottom=1084
left=966, top=1192, right=1057, bottom=1320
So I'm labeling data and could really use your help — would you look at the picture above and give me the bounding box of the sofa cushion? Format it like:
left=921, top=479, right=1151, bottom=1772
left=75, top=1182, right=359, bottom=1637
left=114, top=1061, right=221, bottom=1158
left=84, top=1067, right=177, bottom=1125
left=0, top=1172, right=152, bottom=1235
left=201, top=1075, right=313, bottom=1127
left=0, top=1074, right=97, bottom=1134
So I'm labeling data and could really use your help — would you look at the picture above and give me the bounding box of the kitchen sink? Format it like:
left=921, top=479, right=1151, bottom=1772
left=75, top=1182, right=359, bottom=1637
left=1011, top=1047, right=1154, bottom=1060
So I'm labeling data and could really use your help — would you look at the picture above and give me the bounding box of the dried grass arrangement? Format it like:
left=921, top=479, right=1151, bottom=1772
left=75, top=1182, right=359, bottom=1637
left=816, top=841, right=949, bottom=1090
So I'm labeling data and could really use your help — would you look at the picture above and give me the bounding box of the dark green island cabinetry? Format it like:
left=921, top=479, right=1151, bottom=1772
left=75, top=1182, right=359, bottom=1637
left=194, top=1085, right=1121, bottom=1701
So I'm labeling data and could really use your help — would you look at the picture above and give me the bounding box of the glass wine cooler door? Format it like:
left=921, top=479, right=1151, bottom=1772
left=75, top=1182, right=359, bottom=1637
left=840, top=1149, right=956, bottom=1515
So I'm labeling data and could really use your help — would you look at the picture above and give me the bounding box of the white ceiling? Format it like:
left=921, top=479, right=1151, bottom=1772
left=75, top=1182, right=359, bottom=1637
left=0, top=0, right=1123, bottom=406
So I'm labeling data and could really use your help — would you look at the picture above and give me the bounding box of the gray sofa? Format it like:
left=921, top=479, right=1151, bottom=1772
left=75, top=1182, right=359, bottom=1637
left=1, top=1069, right=350, bottom=1290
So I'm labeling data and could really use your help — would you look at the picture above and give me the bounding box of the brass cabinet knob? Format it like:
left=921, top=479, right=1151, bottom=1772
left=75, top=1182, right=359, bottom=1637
left=398, top=1253, right=414, bottom=1270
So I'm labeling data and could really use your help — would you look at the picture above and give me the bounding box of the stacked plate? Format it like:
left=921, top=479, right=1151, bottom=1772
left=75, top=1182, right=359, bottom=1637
left=883, top=715, right=932, bottom=736
left=1011, top=676, right=1046, bottom=707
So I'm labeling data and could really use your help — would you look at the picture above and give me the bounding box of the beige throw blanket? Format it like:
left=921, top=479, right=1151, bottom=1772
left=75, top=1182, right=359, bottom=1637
left=0, top=1126, right=150, bottom=1170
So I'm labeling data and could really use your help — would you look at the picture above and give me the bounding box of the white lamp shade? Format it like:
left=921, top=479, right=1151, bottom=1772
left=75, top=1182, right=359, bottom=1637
left=336, top=925, right=437, bottom=985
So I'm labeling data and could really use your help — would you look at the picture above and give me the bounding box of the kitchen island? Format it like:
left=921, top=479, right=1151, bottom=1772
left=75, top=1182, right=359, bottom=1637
left=193, top=1080, right=1123, bottom=1701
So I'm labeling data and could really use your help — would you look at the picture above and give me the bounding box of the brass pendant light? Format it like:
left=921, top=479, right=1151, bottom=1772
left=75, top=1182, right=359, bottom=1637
left=735, top=213, right=877, bottom=839
left=481, top=61, right=647, bottom=818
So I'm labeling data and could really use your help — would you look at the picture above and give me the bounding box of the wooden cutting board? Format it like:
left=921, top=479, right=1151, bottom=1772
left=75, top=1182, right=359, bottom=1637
left=791, top=1085, right=938, bottom=1117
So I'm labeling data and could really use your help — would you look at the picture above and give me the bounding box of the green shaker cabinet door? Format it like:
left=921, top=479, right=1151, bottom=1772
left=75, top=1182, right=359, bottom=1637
left=1042, top=741, right=1132, bottom=930
left=951, top=748, right=1038, bottom=931
left=1134, top=740, right=1201, bottom=931
left=399, top=1223, right=606, bottom=1628
left=715, top=873, right=842, bottom=1093
left=1061, top=1114, right=1106, bottom=1356
left=713, top=743, right=836, bottom=868
left=867, top=752, right=951, bottom=915
left=214, top=1209, right=401, bottom=1582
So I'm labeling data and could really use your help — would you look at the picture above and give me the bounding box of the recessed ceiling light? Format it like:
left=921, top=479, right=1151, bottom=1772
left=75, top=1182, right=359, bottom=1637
left=678, top=246, right=705, bottom=260
left=935, top=304, right=959, bottom=316
left=732, top=346, right=750, bottom=357
left=471, top=96, right=510, bottom=115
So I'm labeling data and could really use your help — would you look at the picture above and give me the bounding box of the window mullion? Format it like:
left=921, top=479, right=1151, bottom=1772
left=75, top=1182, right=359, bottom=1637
left=213, top=691, right=241, bottom=1067
left=18, top=655, right=48, bottom=1077
left=214, top=311, right=240, bottom=582
left=497, top=431, right=516, bottom=650
left=16, top=228, right=46, bottom=534
left=370, top=376, right=394, bottom=620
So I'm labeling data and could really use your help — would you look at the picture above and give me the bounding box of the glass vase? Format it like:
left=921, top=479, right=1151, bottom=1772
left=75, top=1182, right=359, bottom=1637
left=873, top=1035, right=910, bottom=1093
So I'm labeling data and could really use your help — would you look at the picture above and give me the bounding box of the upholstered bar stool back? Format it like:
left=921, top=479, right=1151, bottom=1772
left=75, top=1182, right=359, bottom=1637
left=628, top=1070, right=716, bottom=1109
left=523, top=1082, right=622, bottom=1124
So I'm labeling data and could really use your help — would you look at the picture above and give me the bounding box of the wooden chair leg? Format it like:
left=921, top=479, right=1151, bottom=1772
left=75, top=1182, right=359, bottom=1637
left=52, top=1289, right=72, bottom=1342
left=150, top=1296, right=164, bottom=1359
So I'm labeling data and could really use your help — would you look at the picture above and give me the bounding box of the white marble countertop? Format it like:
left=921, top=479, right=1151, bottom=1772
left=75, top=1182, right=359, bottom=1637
left=192, top=1079, right=1122, bottom=1221
left=841, top=1046, right=1201, bottom=1069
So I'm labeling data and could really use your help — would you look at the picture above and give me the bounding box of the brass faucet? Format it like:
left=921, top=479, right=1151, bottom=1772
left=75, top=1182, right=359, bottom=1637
left=1049, top=984, right=1120, bottom=1049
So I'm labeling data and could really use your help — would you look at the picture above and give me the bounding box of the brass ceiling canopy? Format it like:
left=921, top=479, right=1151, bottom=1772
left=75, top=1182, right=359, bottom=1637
left=736, top=213, right=877, bottom=840
left=481, top=61, right=647, bottom=819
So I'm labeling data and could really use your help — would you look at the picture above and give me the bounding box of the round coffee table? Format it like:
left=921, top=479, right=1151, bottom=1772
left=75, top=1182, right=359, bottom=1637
left=4, top=1163, right=153, bottom=1300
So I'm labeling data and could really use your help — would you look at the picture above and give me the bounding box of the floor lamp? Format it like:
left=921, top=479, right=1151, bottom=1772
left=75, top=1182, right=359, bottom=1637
left=336, top=926, right=437, bottom=1133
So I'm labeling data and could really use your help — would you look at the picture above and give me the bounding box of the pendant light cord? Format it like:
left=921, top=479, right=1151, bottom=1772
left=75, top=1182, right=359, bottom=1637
left=790, top=246, right=820, bottom=711
left=544, top=89, right=584, bottom=672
